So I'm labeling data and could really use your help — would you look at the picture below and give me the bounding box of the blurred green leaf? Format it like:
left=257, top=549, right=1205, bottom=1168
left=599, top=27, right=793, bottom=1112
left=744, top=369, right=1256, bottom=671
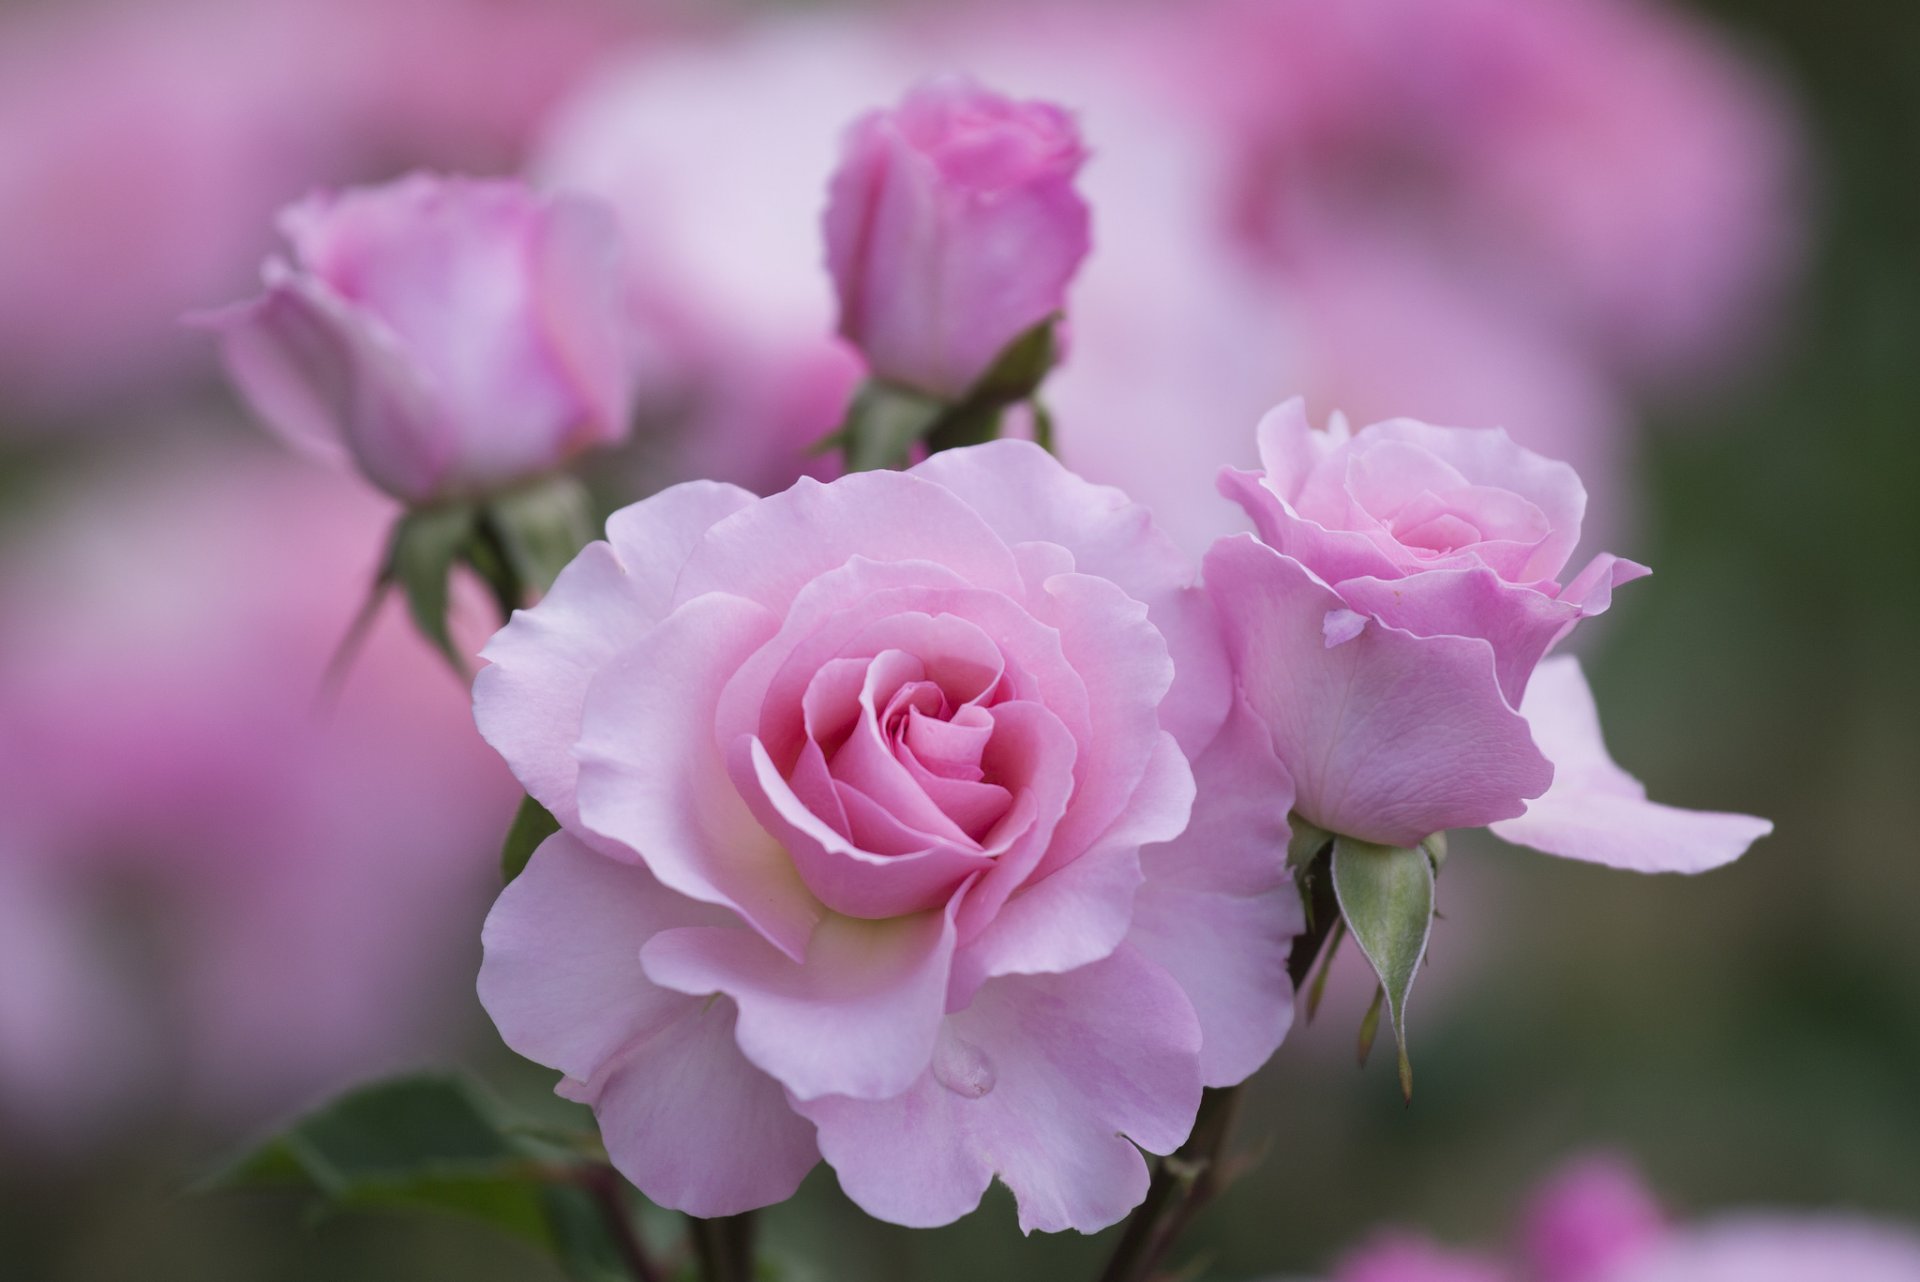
left=1331, top=836, right=1435, bottom=1102
left=388, top=504, right=479, bottom=673
left=205, top=1075, right=624, bottom=1280
left=503, top=795, right=562, bottom=884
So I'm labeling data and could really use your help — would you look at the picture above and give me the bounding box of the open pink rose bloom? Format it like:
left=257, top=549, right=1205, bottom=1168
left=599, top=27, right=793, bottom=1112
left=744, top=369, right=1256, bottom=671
left=477, top=442, right=1299, bottom=1228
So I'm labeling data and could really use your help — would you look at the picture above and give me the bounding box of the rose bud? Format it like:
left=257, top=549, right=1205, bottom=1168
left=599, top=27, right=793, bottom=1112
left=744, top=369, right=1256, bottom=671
left=197, top=172, right=635, bottom=506
left=824, top=76, right=1091, bottom=404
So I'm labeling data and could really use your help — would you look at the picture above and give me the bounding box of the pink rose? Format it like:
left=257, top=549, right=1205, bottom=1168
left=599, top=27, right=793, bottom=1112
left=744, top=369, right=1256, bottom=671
left=1208, top=403, right=1770, bottom=865
left=1222, top=398, right=1646, bottom=705
left=475, top=441, right=1298, bottom=1227
left=824, top=77, right=1091, bottom=400
left=198, top=173, right=635, bottom=504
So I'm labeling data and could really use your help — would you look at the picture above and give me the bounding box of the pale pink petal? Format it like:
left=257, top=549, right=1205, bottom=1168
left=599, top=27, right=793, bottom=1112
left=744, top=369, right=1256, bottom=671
left=1491, top=657, right=1770, bottom=872
left=574, top=592, right=822, bottom=959
left=732, top=734, right=991, bottom=919
left=478, top=830, right=731, bottom=1085
left=672, top=470, right=1024, bottom=615
left=641, top=903, right=958, bottom=1103
left=951, top=730, right=1189, bottom=1004
left=1132, top=697, right=1301, bottom=1086
left=799, top=946, right=1203, bottom=1233
left=474, top=481, right=756, bottom=828
left=530, top=191, right=637, bottom=451
left=909, top=440, right=1229, bottom=753
left=564, top=998, right=819, bottom=1218
left=1206, top=536, right=1552, bottom=845
left=198, top=265, right=450, bottom=502
left=1362, top=420, right=1589, bottom=582
left=1333, top=570, right=1577, bottom=706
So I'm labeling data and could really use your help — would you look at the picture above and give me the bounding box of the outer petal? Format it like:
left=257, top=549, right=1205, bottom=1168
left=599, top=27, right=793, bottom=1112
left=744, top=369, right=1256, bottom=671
left=671, top=470, right=1024, bottom=615
left=1206, top=536, right=1553, bottom=845
left=474, top=481, right=756, bottom=828
left=1491, top=657, right=1771, bottom=872
left=798, top=945, right=1203, bottom=1233
left=1131, top=697, right=1302, bottom=1087
left=197, top=265, right=451, bottom=503
left=478, top=831, right=816, bottom=1217
left=641, top=903, right=960, bottom=1104
left=479, top=830, right=733, bottom=1082
left=574, top=592, right=822, bottom=958
left=910, top=440, right=1230, bottom=755
left=531, top=192, right=636, bottom=451
left=564, top=998, right=819, bottom=1218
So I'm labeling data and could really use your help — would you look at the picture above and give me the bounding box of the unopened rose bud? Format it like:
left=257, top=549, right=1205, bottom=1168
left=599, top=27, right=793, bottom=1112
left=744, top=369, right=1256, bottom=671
left=197, top=173, right=635, bottom=505
left=823, top=77, right=1091, bottom=402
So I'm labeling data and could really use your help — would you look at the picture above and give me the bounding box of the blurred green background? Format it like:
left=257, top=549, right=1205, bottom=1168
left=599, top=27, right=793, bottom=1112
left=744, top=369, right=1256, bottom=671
left=1, top=0, right=1915, bottom=1278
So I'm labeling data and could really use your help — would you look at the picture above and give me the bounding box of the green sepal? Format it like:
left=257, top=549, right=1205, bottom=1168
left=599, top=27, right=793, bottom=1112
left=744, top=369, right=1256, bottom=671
left=830, top=316, right=1066, bottom=472
left=840, top=383, right=948, bottom=472
left=1030, top=401, right=1057, bottom=456
left=1355, top=985, right=1386, bottom=1067
left=965, top=316, right=1060, bottom=408
left=1329, top=835, right=1436, bottom=1103
left=481, top=474, right=597, bottom=599
left=202, top=1075, right=624, bottom=1281
left=388, top=503, right=480, bottom=674
left=503, top=795, right=562, bottom=884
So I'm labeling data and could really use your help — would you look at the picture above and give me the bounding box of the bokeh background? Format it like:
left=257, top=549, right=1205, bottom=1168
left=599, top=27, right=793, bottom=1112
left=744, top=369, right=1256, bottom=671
left=0, top=0, right=1913, bottom=1279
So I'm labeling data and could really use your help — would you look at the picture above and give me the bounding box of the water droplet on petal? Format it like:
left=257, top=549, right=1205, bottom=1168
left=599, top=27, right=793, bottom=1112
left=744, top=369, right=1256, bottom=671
left=932, top=1031, right=995, bottom=1098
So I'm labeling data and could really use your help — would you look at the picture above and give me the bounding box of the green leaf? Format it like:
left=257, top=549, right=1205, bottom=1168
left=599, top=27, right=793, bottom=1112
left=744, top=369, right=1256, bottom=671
left=482, top=475, right=597, bottom=599
left=389, top=504, right=479, bottom=673
left=1330, top=836, right=1436, bottom=1102
left=204, top=1075, right=618, bottom=1277
left=503, top=795, right=562, bottom=884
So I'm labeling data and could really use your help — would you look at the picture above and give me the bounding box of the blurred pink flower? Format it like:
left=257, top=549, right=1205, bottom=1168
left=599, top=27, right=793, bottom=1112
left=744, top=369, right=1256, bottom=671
left=475, top=441, right=1297, bottom=1226
left=1522, top=1154, right=1669, bottom=1282
left=1193, top=0, right=1803, bottom=388
left=1597, top=1218, right=1920, bottom=1282
left=0, top=439, right=515, bottom=1142
left=824, top=76, right=1090, bottom=399
left=200, top=174, right=636, bottom=504
left=0, top=0, right=648, bottom=419
left=1325, top=1155, right=1920, bottom=1282
left=1335, top=1234, right=1513, bottom=1282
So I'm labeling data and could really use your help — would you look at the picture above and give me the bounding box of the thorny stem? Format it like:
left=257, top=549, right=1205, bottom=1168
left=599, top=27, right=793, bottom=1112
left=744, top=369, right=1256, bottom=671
left=1095, top=844, right=1341, bottom=1282
left=579, top=1165, right=666, bottom=1282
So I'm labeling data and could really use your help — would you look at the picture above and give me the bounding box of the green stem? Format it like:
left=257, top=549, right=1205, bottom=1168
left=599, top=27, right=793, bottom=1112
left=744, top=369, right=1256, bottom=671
left=687, top=1211, right=757, bottom=1282
left=580, top=1165, right=666, bottom=1282
left=1094, top=848, right=1341, bottom=1282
